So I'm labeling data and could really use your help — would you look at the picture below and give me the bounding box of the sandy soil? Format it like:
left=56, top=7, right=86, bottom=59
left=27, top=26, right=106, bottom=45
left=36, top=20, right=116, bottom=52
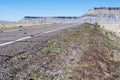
left=101, top=24, right=120, bottom=37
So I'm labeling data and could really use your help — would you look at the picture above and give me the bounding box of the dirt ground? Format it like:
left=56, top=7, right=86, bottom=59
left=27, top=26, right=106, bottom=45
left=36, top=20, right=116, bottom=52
left=0, top=23, right=120, bottom=80
left=101, top=24, right=120, bottom=37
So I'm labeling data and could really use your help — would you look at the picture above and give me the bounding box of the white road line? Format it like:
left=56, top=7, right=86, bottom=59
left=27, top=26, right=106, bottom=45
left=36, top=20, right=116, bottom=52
left=0, top=41, right=15, bottom=47
left=0, top=24, right=77, bottom=47
left=41, top=25, right=76, bottom=34
left=15, top=36, right=31, bottom=42
left=0, top=36, right=31, bottom=47
left=43, top=27, right=66, bottom=34
left=3, top=29, right=19, bottom=32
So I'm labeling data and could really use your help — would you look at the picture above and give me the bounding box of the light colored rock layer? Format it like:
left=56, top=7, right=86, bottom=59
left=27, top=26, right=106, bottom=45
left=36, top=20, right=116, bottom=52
left=101, top=24, right=120, bottom=37
left=79, top=7, right=120, bottom=24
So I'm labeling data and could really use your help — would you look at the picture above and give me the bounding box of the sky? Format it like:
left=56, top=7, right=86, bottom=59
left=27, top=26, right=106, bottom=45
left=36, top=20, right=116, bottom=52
left=0, top=0, right=120, bottom=21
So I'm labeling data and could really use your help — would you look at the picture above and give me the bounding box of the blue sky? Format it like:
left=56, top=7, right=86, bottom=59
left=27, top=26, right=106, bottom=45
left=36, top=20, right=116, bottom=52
left=0, top=0, right=120, bottom=21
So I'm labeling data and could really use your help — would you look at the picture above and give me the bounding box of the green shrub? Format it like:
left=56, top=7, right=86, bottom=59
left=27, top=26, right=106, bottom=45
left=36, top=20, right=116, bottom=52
left=42, top=41, right=60, bottom=54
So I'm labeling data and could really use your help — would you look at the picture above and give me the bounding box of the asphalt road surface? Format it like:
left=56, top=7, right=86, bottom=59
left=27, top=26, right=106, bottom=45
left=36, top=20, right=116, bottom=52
left=0, top=23, right=78, bottom=47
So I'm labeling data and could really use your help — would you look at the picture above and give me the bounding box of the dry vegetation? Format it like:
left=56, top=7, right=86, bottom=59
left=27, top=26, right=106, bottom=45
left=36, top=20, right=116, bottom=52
left=0, top=23, right=120, bottom=80
left=0, top=22, right=44, bottom=28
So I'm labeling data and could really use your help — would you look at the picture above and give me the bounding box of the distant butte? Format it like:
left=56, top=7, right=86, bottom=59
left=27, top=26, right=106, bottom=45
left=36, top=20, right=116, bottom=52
left=20, top=7, right=120, bottom=24
left=93, top=7, right=120, bottom=10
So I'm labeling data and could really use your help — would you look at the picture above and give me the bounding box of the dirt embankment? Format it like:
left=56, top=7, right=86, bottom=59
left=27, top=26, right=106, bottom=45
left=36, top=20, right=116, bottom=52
left=0, top=23, right=120, bottom=80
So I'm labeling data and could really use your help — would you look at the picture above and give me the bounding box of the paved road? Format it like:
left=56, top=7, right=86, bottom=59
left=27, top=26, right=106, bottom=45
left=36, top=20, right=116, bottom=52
left=0, top=23, right=78, bottom=47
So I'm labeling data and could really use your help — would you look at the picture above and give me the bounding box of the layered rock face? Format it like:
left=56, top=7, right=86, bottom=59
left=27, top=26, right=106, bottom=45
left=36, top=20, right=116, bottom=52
left=79, top=7, right=120, bottom=24
left=20, top=7, right=120, bottom=24
left=20, top=16, right=80, bottom=23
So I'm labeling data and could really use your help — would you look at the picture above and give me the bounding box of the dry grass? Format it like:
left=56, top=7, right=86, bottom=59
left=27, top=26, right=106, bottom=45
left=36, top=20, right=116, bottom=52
left=0, top=22, right=48, bottom=28
left=27, top=23, right=120, bottom=80
left=1, top=23, right=120, bottom=80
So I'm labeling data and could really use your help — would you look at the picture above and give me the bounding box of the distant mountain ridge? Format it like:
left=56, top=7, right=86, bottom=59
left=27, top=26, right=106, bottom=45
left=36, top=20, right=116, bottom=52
left=20, top=16, right=80, bottom=23
left=20, top=7, right=120, bottom=24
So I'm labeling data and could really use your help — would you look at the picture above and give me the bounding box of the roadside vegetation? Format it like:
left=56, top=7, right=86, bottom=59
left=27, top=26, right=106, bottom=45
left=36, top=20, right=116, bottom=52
left=0, top=22, right=50, bottom=29
left=0, top=23, right=120, bottom=80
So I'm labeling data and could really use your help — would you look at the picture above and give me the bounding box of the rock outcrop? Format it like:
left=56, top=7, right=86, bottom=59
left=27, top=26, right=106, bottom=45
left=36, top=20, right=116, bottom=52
left=79, top=7, right=120, bottom=24
left=20, top=7, right=120, bottom=24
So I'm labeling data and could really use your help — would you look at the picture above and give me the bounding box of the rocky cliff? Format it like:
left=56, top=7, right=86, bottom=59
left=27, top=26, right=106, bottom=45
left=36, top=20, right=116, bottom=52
left=20, top=7, right=120, bottom=24
left=79, top=7, right=120, bottom=24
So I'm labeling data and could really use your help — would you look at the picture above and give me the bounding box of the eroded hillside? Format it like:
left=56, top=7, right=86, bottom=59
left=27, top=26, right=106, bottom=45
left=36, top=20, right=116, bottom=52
left=79, top=7, right=120, bottom=24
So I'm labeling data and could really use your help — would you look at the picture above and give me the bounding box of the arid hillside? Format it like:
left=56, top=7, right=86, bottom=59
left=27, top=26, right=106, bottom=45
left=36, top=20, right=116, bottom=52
left=0, top=23, right=120, bottom=80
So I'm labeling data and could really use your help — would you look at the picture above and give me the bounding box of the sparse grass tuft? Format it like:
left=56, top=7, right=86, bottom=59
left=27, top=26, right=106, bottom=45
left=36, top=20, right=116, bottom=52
left=42, top=41, right=60, bottom=54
